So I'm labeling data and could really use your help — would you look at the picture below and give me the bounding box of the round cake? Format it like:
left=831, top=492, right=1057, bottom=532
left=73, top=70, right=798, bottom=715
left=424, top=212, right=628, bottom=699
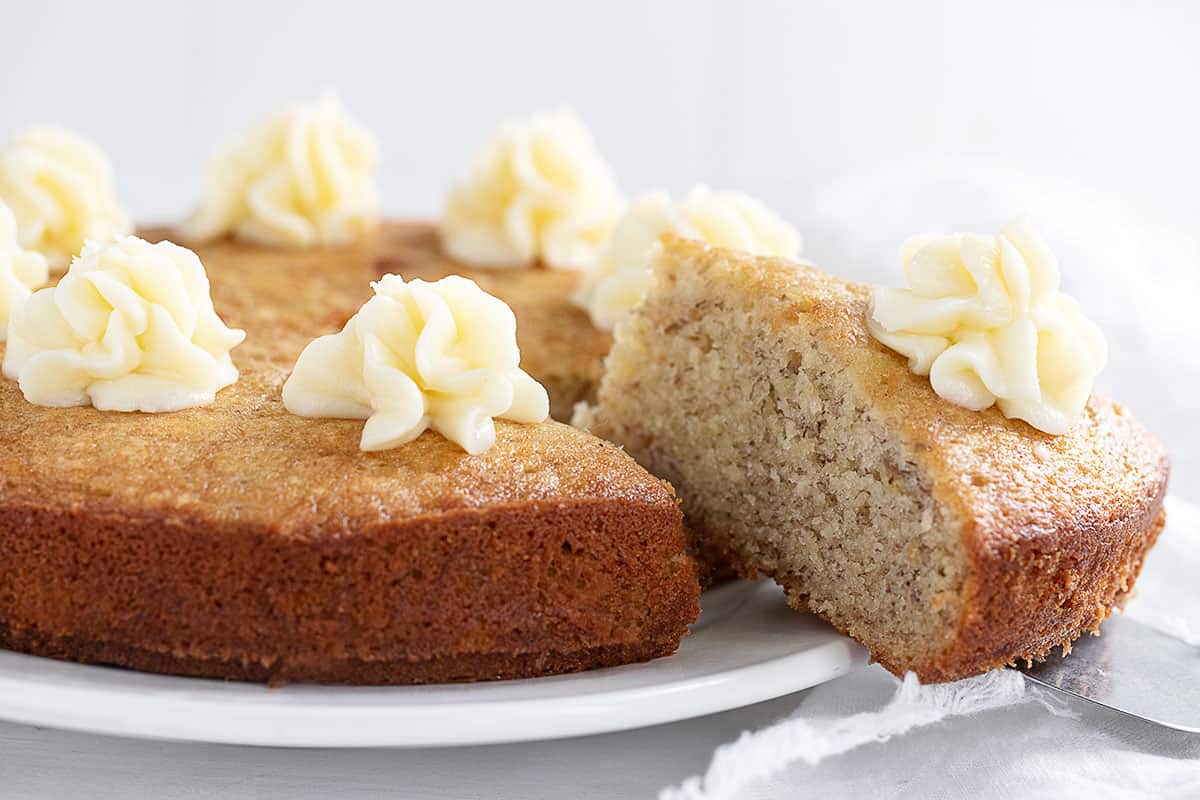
left=0, top=224, right=701, bottom=684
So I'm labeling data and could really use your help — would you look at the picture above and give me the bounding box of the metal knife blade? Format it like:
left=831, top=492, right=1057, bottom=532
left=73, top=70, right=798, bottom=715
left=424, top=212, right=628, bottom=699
left=1020, top=613, right=1200, bottom=733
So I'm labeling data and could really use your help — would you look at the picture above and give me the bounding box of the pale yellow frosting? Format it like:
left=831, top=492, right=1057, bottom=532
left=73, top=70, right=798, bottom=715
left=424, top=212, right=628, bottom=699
left=441, top=109, right=624, bottom=270
left=185, top=94, right=379, bottom=247
left=0, top=127, right=131, bottom=271
left=573, top=186, right=802, bottom=330
left=0, top=202, right=49, bottom=341
left=868, top=218, right=1107, bottom=435
left=3, top=236, right=245, bottom=412
left=282, top=273, right=549, bottom=454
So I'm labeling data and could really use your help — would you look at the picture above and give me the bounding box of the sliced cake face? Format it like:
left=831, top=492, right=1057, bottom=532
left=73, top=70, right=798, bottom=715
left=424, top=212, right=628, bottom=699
left=0, top=224, right=700, bottom=685
left=590, top=237, right=1168, bottom=682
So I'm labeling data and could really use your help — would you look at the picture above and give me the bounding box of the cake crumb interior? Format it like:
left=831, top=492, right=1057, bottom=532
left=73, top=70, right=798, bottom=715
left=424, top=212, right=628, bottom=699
left=594, top=247, right=969, bottom=667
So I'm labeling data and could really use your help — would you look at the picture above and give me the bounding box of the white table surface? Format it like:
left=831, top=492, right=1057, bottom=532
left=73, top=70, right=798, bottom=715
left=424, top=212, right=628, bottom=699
left=0, top=691, right=805, bottom=799
left=3, top=640, right=1195, bottom=799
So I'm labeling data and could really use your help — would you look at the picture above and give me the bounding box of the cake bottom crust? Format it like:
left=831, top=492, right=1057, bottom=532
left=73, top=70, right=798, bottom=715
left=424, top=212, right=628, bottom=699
left=0, top=621, right=682, bottom=686
left=0, top=496, right=700, bottom=686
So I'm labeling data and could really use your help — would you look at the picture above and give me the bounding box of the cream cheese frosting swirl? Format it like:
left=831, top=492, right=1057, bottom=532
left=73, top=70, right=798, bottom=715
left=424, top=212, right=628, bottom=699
left=185, top=94, right=379, bottom=247
left=283, top=273, right=549, bottom=454
left=868, top=218, right=1107, bottom=435
left=573, top=186, right=801, bottom=330
left=3, top=236, right=245, bottom=412
left=0, top=127, right=131, bottom=271
left=441, top=108, right=625, bottom=271
left=0, top=202, right=49, bottom=341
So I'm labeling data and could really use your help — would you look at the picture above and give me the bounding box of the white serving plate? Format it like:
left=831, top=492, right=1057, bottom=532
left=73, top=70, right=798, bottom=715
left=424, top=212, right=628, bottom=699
left=0, top=579, right=865, bottom=748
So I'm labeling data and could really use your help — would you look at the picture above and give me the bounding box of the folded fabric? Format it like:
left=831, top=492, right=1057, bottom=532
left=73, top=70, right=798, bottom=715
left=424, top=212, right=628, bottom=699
left=664, top=498, right=1200, bottom=800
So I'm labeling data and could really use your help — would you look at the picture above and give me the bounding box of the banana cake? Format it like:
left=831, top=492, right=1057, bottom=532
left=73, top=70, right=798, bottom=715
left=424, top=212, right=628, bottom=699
left=0, top=227, right=700, bottom=685
left=586, top=236, right=1168, bottom=683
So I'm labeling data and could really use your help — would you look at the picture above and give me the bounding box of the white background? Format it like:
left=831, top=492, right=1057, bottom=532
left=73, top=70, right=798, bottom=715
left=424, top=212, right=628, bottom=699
left=3, top=0, right=1198, bottom=228
left=1, top=3, right=1197, bottom=796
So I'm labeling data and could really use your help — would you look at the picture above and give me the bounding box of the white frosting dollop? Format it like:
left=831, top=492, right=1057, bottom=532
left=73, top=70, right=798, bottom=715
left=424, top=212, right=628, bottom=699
left=441, top=108, right=624, bottom=271
left=0, top=127, right=131, bottom=271
left=282, top=273, right=549, bottom=454
left=0, top=202, right=49, bottom=341
left=2, top=236, right=245, bottom=412
left=573, top=186, right=802, bottom=330
left=185, top=94, right=380, bottom=247
left=868, top=218, right=1107, bottom=435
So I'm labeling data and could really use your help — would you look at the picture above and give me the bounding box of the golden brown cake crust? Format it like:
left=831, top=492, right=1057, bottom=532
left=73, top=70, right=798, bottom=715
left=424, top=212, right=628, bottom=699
left=645, top=238, right=1169, bottom=681
left=0, top=223, right=699, bottom=684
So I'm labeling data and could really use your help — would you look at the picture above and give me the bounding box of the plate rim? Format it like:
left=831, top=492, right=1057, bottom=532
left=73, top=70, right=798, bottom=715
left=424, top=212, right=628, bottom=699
left=4, top=497, right=1189, bottom=748
left=0, top=581, right=867, bottom=748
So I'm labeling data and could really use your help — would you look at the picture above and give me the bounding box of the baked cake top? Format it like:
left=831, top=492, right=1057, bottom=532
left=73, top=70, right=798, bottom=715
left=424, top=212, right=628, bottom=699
left=655, top=236, right=1168, bottom=546
left=0, top=225, right=675, bottom=535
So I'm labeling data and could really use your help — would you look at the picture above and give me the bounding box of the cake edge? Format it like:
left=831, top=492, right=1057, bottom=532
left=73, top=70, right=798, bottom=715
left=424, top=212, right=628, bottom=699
left=0, top=496, right=701, bottom=685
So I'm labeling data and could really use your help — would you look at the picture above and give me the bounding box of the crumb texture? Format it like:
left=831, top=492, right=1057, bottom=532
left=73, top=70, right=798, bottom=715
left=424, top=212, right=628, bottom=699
left=593, top=237, right=1169, bottom=681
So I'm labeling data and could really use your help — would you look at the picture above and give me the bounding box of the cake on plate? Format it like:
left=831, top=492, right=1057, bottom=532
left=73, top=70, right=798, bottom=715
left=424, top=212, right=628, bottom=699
left=0, top=96, right=1169, bottom=689
left=0, top=101, right=705, bottom=685
left=0, top=229, right=700, bottom=684
left=585, top=234, right=1169, bottom=682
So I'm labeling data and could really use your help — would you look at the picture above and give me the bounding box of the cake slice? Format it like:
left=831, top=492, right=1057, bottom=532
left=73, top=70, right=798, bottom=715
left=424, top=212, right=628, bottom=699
left=0, top=228, right=699, bottom=685
left=588, top=237, right=1169, bottom=682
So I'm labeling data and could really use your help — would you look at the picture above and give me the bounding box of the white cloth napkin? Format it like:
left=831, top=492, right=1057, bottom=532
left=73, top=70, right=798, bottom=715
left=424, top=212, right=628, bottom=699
left=663, top=501, right=1200, bottom=800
